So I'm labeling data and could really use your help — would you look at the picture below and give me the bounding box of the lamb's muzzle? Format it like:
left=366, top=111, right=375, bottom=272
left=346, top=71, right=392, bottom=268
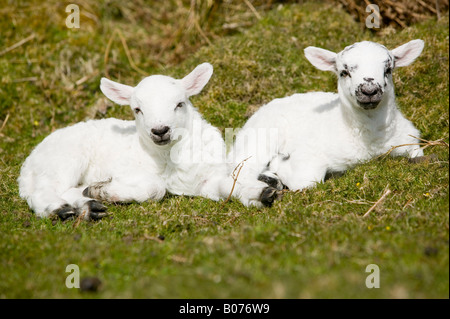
left=355, top=81, right=383, bottom=109
left=151, top=125, right=171, bottom=145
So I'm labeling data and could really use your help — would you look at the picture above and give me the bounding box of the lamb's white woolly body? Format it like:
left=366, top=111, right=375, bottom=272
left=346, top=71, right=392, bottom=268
left=231, top=40, right=425, bottom=203
left=18, top=63, right=243, bottom=219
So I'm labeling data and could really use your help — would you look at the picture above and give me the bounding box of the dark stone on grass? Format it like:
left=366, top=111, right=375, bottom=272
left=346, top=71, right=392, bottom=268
left=424, top=246, right=438, bottom=257
left=80, top=277, right=102, bottom=292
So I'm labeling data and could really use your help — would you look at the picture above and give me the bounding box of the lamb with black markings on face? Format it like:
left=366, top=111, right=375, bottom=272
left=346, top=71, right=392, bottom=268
left=229, top=39, right=426, bottom=207
left=334, top=42, right=395, bottom=110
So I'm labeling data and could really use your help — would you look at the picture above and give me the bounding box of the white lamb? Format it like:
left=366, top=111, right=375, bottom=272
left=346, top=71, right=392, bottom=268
left=230, top=40, right=425, bottom=206
left=19, top=63, right=269, bottom=220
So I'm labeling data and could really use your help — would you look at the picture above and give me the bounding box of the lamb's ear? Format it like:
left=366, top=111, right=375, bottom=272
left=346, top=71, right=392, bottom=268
left=304, top=46, right=337, bottom=72
left=181, top=63, right=213, bottom=97
left=100, top=77, right=134, bottom=105
left=391, top=39, right=424, bottom=68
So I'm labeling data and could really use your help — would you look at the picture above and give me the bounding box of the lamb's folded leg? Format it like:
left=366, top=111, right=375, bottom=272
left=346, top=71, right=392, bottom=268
left=60, top=187, right=108, bottom=221
left=83, top=174, right=166, bottom=204
left=266, top=152, right=328, bottom=191
left=225, top=159, right=283, bottom=207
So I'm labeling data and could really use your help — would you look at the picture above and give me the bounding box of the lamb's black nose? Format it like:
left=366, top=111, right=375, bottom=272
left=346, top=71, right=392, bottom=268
left=151, top=126, right=170, bottom=136
left=361, top=85, right=379, bottom=96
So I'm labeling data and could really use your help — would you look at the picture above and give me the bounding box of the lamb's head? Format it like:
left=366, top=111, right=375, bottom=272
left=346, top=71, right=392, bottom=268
left=100, top=63, right=213, bottom=146
left=304, top=40, right=424, bottom=110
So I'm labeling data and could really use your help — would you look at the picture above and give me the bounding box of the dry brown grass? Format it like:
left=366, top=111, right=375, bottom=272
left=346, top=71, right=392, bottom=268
left=338, top=0, right=449, bottom=29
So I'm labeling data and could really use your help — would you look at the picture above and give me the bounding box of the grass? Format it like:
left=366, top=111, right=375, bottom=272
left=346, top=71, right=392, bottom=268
left=0, top=1, right=448, bottom=298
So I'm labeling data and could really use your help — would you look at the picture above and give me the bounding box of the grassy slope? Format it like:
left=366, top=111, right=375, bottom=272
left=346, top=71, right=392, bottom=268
left=0, top=2, right=448, bottom=298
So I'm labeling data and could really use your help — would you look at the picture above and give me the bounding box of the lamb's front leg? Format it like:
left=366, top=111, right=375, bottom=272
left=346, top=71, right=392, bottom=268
left=236, top=178, right=282, bottom=207
left=227, top=161, right=283, bottom=207
left=83, top=173, right=166, bottom=204
left=389, top=137, right=424, bottom=159
left=59, top=187, right=108, bottom=221
left=198, top=173, right=277, bottom=207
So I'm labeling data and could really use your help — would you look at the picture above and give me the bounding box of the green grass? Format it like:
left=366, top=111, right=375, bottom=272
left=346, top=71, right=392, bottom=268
left=0, top=1, right=448, bottom=298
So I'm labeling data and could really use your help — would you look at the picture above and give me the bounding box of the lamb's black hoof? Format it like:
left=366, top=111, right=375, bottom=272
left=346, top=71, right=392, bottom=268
left=83, top=185, right=104, bottom=201
left=259, top=186, right=279, bottom=207
left=82, top=186, right=91, bottom=197
left=86, top=200, right=108, bottom=221
left=83, top=178, right=112, bottom=201
left=54, top=204, right=77, bottom=221
left=258, top=173, right=284, bottom=190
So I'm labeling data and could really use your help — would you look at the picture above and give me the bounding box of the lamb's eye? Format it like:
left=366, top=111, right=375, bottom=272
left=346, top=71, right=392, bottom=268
left=175, top=102, right=185, bottom=109
left=385, top=67, right=392, bottom=75
left=340, top=70, right=350, bottom=78
left=134, top=107, right=142, bottom=114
